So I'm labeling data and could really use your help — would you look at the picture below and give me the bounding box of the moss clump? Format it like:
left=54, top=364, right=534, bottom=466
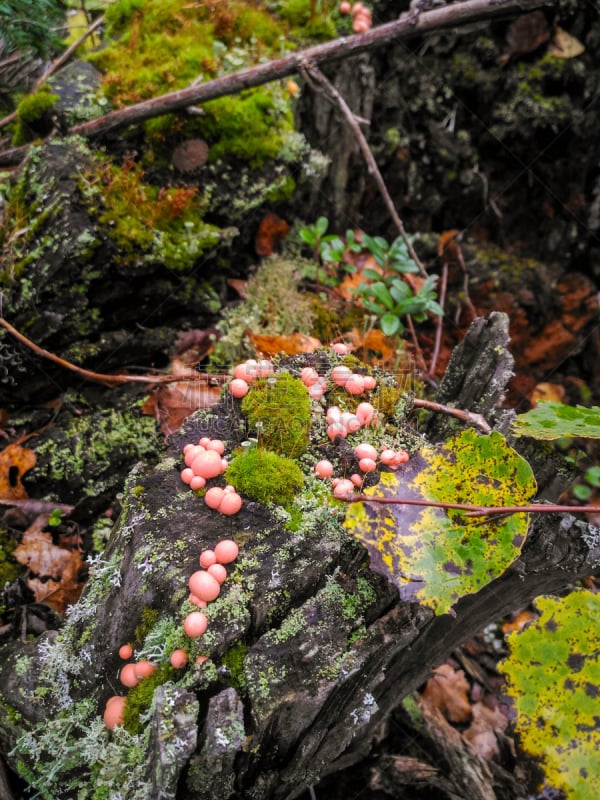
left=221, top=642, right=249, bottom=691
left=12, top=88, right=59, bottom=145
left=122, top=663, right=174, bottom=734
left=226, top=447, right=304, bottom=506
left=241, top=372, right=311, bottom=458
left=201, top=88, right=293, bottom=166
left=90, top=0, right=296, bottom=166
left=212, top=257, right=316, bottom=366
left=0, top=528, right=22, bottom=592
left=80, top=155, right=220, bottom=269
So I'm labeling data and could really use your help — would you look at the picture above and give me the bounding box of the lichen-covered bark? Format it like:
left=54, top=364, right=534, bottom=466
left=0, top=314, right=597, bottom=800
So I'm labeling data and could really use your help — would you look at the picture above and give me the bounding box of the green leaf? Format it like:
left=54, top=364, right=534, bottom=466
left=512, top=402, right=600, bottom=440
left=315, top=216, right=329, bottom=236
left=499, top=590, right=600, bottom=800
left=343, top=430, right=536, bottom=615
left=572, top=484, right=592, bottom=501
left=368, top=282, right=394, bottom=310
left=380, top=313, right=401, bottom=336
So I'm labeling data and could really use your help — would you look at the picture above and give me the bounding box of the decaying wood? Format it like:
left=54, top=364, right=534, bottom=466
left=0, top=312, right=597, bottom=799
left=0, top=0, right=553, bottom=166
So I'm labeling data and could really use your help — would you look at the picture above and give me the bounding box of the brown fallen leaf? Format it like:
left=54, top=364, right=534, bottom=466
left=529, top=382, right=566, bottom=406
left=0, top=442, right=36, bottom=500
left=246, top=330, right=321, bottom=356
left=13, top=514, right=85, bottom=613
left=420, top=662, right=473, bottom=724
left=548, top=26, right=585, bottom=59
left=255, top=213, right=290, bottom=256
left=501, top=609, right=537, bottom=634
left=500, top=10, right=550, bottom=65
left=142, top=379, right=224, bottom=437
left=462, top=701, right=509, bottom=761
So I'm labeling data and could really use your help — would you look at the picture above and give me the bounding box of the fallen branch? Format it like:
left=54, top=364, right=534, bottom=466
left=0, top=497, right=75, bottom=515
left=344, top=494, right=599, bottom=518
left=0, top=316, right=221, bottom=388
left=412, top=396, right=491, bottom=433
left=0, top=0, right=552, bottom=166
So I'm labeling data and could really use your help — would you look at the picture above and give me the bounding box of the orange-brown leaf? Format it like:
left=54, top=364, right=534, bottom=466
left=421, top=663, right=472, bottom=724
left=462, top=702, right=509, bottom=760
left=0, top=443, right=36, bottom=500
left=247, top=331, right=321, bottom=356
left=255, top=213, right=290, bottom=256
left=145, top=380, right=223, bottom=437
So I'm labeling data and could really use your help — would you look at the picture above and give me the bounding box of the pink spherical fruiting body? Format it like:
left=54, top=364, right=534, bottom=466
left=104, top=696, right=126, bottom=729
left=355, top=443, right=378, bottom=461
left=315, top=460, right=334, bottom=478
left=331, top=343, right=349, bottom=354
left=205, top=486, right=225, bottom=510
left=345, top=374, right=365, bottom=395
left=333, top=479, right=355, bottom=498
left=206, top=439, right=225, bottom=455
left=189, top=475, right=206, bottom=490
left=199, top=549, right=217, bottom=568
left=180, top=467, right=195, bottom=485
left=170, top=649, right=189, bottom=669
left=214, top=539, right=239, bottom=564
left=380, top=449, right=397, bottom=465
left=208, top=563, right=228, bottom=583
left=359, top=457, right=377, bottom=472
left=218, top=492, right=242, bottom=516
left=118, top=644, right=133, bottom=660
left=363, top=375, right=377, bottom=390
left=134, top=661, right=157, bottom=680
left=300, top=367, right=320, bottom=386
left=184, top=611, right=208, bottom=638
left=331, top=366, right=351, bottom=386
left=190, top=450, right=223, bottom=479
left=119, top=663, right=140, bottom=688
left=355, top=402, right=375, bottom=426
left=229, top=378, right=249, bottom=398
left=351, top=473, right=363, bottom=486
left=326, top=406, right=342, bottom=424
left=327, top=422, right=347, bottom=441
left=189, top=570, right=221, bottom=602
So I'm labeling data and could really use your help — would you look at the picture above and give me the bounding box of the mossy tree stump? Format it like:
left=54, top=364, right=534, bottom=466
left=0, top=313, right=597, bottom=800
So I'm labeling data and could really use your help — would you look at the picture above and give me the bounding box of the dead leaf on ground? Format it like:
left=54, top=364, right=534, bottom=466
left=462, top=702, right=509, bottom=761
left=335, top=254, right=381, bottom=301
left=347, top=328, right=403, bottom=368
left=529, top=382, right=566, bottom=406
left=0, top=443, right=36, bottom=500
left=548, top=26, right=585, bottom=58
left=13, top=514, right=86, bottom=613
left=172, top=328, right=218, bottom=363
left=500, top=10, right=550, bottom=65
left=255, top=213, right=290, bottom=256
left=502, top=609, right=537, bottom=634
left=246, top=330, right=321, bottom=356
left=142, top=379, right=224, bottom=437
left=420, top=662, right=473, bottom=724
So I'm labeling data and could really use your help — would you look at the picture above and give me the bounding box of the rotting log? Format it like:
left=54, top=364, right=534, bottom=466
left=0, top=312, right=597, bottom=800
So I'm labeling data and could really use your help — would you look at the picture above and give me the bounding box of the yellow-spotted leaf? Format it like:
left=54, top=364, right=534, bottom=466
left=344, top=430, right=536, bottom=615
left=499, top=590, right=600, bottom=800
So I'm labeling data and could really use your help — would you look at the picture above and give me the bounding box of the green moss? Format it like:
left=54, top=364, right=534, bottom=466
left=134, top=608, right=160, bottom=646
left=122, top=663, right=174, bottom=734
left=226, top=447, right=304, bottom=506
left=12, top=87, right=59, bottom=145
left=221, top=642, right=249, bottom=691
left=89, top=0, right=296, bottom=166
left=0, top=527, right=22, bottom=590
left=241, top=372, right=311, bottom=458
left=212, top=256, right=316, bottom=366
left=79, top=155, right=221, bottom=269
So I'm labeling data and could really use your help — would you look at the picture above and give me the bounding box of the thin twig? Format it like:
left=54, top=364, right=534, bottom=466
left=302, top=62, right=428, bottom=277
left=343, top=494, right=599, bottom=518
left=0, top=497, right=75, bottom=515
left=412, top=396, right=491, bottom=433
left=428, top=261, right=447, bottom=378
left=0, top=15, right=105, bottom=133
left=0, top=316, right=206, bottom=387
left=404, top=314, right=432, bottom=383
